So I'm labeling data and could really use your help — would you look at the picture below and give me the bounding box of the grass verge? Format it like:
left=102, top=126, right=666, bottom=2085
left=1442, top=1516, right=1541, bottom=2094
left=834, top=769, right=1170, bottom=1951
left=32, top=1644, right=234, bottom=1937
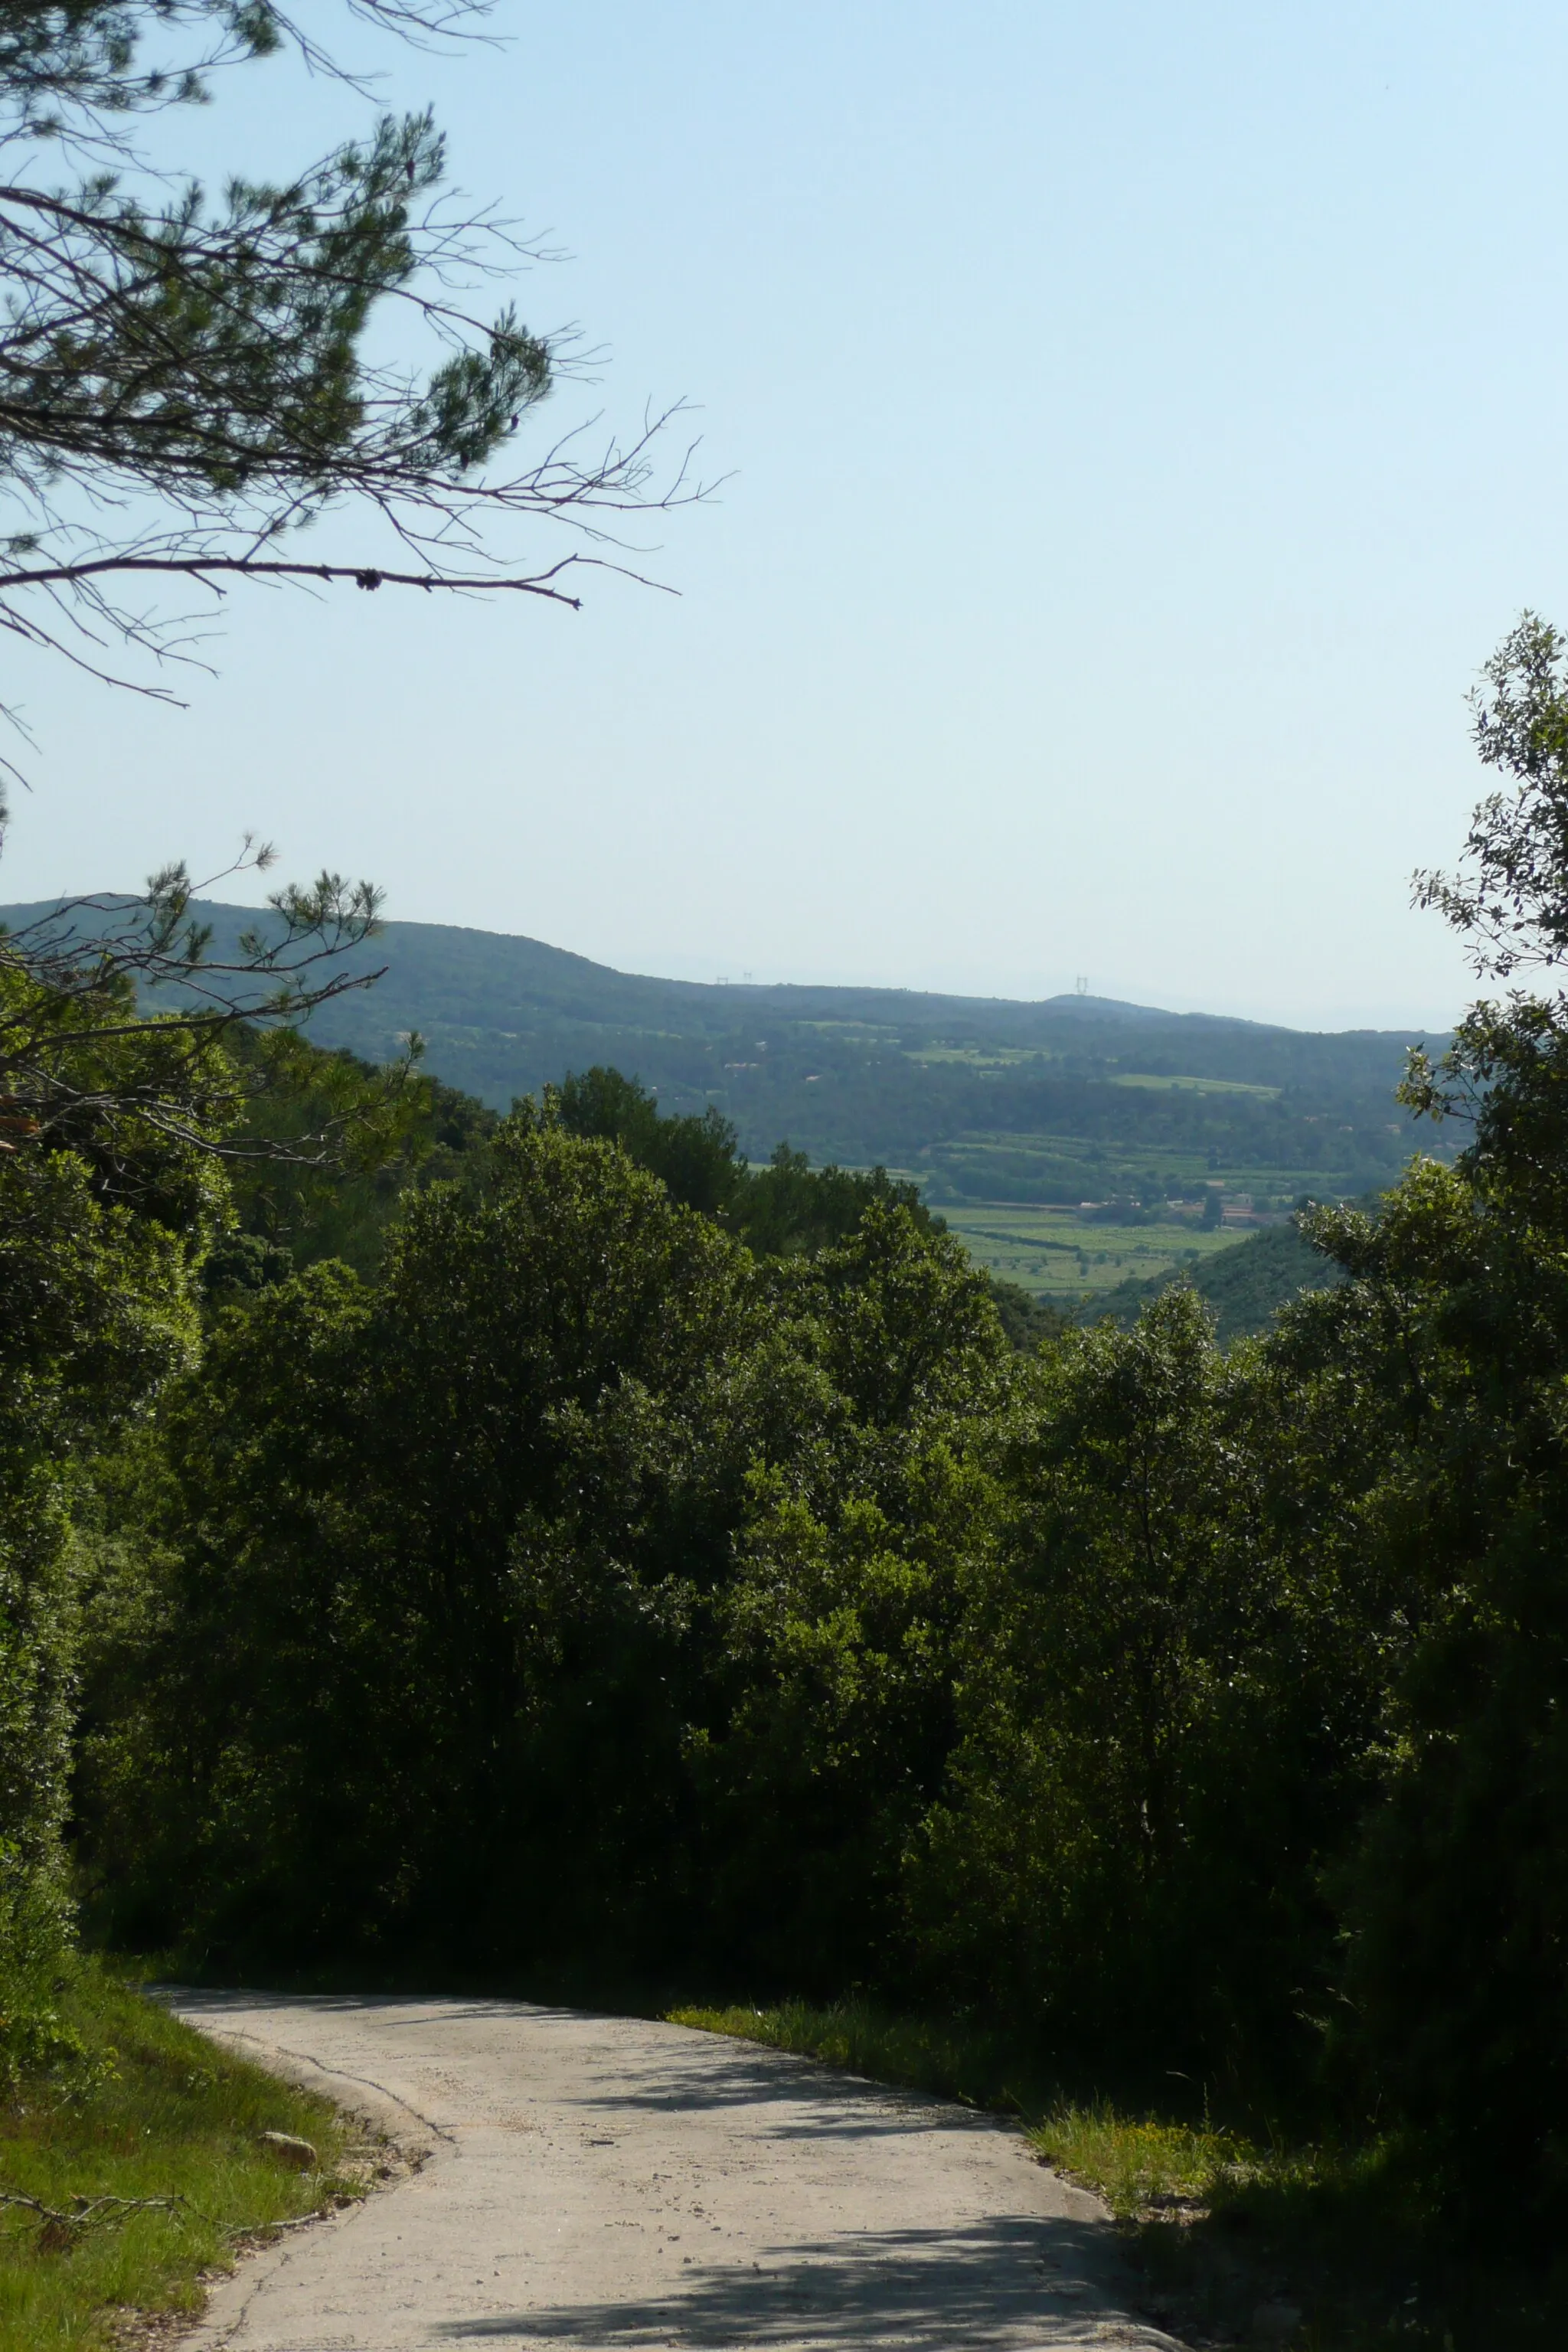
left=669, top=2000, right=1568, bottom=2351
left=0, top=1957, right=369, bottom=2351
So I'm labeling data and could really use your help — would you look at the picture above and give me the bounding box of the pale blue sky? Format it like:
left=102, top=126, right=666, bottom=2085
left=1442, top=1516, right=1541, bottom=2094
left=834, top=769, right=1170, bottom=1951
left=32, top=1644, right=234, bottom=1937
left=6, top=1, right=1566, bottom=1027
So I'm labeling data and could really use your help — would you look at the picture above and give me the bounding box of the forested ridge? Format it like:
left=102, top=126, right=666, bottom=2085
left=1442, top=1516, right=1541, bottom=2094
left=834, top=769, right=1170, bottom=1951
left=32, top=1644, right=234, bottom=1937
left=4, top=620, right=1568, bottom=2309
left=0, top=894, right=1437, bottom=1203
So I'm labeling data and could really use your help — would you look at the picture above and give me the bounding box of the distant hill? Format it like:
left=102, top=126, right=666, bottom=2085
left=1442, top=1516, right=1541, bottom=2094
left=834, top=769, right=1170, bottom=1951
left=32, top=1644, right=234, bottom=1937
left=1, top=897, right=1446, bottom=1231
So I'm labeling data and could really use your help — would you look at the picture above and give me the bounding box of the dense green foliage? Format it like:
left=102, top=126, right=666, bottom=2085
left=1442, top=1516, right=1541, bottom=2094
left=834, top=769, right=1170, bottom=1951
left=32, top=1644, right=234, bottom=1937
left=552, top=1062, right=942, bottom=1256
left=10, top=621, right=1568, bottom=2318
left=0, top=946, right=227, bottom=2076
left=77, top=1106, right=1009, bottom=1981
left=0, top=923, right=482, bottom=2053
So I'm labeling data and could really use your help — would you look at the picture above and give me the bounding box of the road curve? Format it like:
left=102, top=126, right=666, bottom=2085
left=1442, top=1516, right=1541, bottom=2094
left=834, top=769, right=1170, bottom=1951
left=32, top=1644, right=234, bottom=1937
left=170, top=1991, right=1187, bottom=2351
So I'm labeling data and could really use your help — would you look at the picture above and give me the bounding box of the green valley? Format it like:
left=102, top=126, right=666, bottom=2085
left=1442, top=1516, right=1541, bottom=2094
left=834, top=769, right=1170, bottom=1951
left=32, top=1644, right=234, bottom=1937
left=1, top=896, right=1442, bottom=1328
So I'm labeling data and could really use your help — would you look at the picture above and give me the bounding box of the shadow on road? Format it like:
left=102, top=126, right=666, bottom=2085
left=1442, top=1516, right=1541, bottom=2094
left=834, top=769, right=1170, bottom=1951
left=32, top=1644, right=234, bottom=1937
left=436, top=2213, right=1152, bottom=2347
left=567, top=2046, right=979, bottom=2141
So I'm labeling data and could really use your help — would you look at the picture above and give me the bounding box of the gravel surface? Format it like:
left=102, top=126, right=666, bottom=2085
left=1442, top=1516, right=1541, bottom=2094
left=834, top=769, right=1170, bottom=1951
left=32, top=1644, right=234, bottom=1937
left=169, top=1991, right=1188, bottom=2350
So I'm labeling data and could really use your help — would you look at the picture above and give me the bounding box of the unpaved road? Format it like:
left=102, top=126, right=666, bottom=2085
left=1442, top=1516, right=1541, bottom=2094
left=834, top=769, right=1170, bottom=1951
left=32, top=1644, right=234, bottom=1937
left=171, top=1992, right=1187, bottom=2350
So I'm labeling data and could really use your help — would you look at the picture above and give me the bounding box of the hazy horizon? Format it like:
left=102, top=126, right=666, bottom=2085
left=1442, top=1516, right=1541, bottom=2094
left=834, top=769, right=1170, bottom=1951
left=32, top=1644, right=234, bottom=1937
left=1, top=886, right=1455, bottom=1037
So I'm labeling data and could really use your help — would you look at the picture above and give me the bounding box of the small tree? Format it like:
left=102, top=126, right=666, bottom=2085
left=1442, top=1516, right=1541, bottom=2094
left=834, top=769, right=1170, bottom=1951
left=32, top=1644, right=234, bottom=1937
left=1413, top=612, right=1568, bottom=979
left=1403, top=611, right=1568, bottom=1228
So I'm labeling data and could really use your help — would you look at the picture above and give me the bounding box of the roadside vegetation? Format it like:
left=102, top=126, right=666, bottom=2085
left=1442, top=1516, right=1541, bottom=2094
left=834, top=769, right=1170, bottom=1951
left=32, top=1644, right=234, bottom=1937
left=0, top=1960, right=357, bottom=2352
left=671, top=2001, right=1568, bottom=2349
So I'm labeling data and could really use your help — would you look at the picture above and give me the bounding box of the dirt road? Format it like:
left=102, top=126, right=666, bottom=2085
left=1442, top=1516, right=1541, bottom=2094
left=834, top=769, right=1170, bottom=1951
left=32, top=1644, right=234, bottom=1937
left=171, top=1991, right=1187, bottom=2350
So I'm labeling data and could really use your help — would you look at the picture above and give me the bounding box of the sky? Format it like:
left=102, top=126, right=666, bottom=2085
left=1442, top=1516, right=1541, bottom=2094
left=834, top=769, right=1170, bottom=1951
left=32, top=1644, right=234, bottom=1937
left=5, top=0, right=1567, bottom=1029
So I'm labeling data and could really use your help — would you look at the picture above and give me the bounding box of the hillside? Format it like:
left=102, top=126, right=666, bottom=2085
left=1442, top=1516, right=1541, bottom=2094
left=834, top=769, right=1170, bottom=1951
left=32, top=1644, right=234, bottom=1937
left=1082, top=1219, right=1346, bottom=1343
left=1, top=897, right=1447, bottom=1304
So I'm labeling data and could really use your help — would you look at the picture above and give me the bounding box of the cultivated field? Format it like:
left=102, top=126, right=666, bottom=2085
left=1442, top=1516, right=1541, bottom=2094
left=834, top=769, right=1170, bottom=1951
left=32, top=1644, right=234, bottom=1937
left=935, top=1200, right=1256, bottom=1300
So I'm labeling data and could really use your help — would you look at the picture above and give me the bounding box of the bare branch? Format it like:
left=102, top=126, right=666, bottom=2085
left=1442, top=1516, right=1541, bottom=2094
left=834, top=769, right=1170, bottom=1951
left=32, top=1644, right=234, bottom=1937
left=0, top=550, right=590, bottom=607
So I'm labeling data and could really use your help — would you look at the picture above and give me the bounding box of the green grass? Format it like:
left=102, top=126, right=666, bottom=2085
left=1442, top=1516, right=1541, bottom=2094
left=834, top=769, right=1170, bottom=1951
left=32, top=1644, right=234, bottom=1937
left=796, top=1021, right=903, bottom=1038
left=668, top=2000, right=1033, bottom=2111
left=1030, top=2103, right=1246, bottom=2216
left=668, top=1999, right=1568, bottom=2351
left=0, top=1959, right=367, bottom=2351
